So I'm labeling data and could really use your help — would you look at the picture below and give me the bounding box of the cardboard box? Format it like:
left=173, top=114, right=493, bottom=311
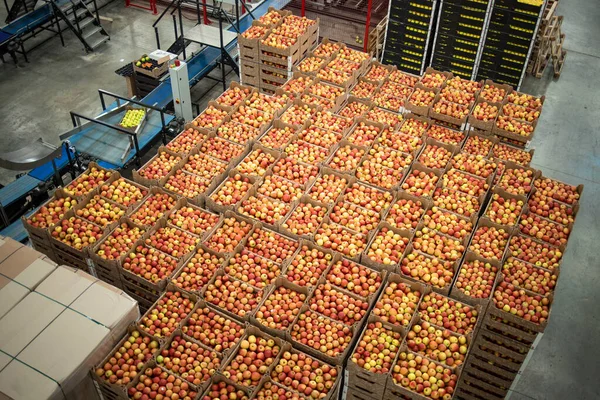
left=35, top=266, right=97, bottom=306
left=0, top=276, right=30, bottom=319
left=0, top=246, right=57, bottom=290
left=0, top=360, right=66, bottom=400
left=0, top=237, right=23, bottom=264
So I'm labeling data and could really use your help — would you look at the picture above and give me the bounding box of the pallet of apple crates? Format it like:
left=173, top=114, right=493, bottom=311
left=383, top=0, right=438, bottom=76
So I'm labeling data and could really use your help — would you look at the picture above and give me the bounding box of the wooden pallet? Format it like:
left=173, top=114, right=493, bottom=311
left=529, top=5, right=567, bottom=79
left=368, top=16, right=388, bottom=60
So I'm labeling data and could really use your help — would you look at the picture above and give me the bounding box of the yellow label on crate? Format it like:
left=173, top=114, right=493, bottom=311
left=457, top=47, right=477, bottom=55
left=458, top=22, right=481, bottom=30
left=462, top=15, right=485, bottom=22
left=518, top=0, right=542, bottom=6
left=406, top=35, right=426, bottom=42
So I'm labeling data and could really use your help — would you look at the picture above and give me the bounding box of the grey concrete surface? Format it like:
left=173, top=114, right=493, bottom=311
left=1, top=0, right=599, bottom=398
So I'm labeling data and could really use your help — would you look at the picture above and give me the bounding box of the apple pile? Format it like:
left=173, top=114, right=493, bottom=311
left=422, top=208, right=473, bottom=239
left=313, top=40, right=341, bottom=58
left=408, top=87, right=436, bottom=108
left=167, top=127, right=205, bottom=155
left=273, top=157, right=319, bottom=187
left=442, top=169, right=489, bottom=197
left=357, top=145, right=413, bottom=187
left=420, top=71, right=447, bottom=89
left=373, top=280, right=420, bottom=326
left=204, top=216, right=253, bottom=254
left=127, top=367, right=198, bottom=400
left=245, top=227, right=298, bottom=264
left=171, top=247, right=223, bottom=292
left=202, top=381, right=248, bottom=400
left=307, top=173, right=348, bottom=204
left=427, top=125, right=465, bottom=145
left=352, top=321, right=402, bottom=373
left=401, top=169, right=440, bottom=197
left=379, top=81, right=413, bottom=98
left=366, top=108, right=404, bottom=128
left=502, top=103, right=540, bottom=122
left=508, top=234, right=562, bottom=270
left=239, top=195, right=291, bottom=226
left=51, top=217, right=103, bottom=249
left=241, top=24, right=268, bottom=39
left=338, top=100, right=370, bottom=119
left=469, top=225, right=509, bottom=261
left=310, top=283, right=369, bottom=325
left=222, top=334, right=280, bottom=386
left=463, top=135, right=494, bottom=157
left=507, top=92, right=543, bottom=110
left=164, top=170, right=209, bottom=199
left=311, top=111, right=353, bottom=134
left=308, top=82, right=345, bottom=101
left=217, top=85, right=251, bottom=107
left=95, top=223, right=145, bottom=261
left=138, top=151, right=181, bottom=181
left=492, top=144, right=532, bottom=166
left=486, top=193, right=524, bottom=226
left=285, top=245, right=332, bottom=286
left=493, top=281, right=550, bottom=324
left=232, top=106, right=273, bottom=129
left=225, top=249, right=281, bottom=289
left=455, top=258, right=498, bottom=299
left=314, top=221, right=368, bottom=258
left=146, top=226, right=199, bottom=259
left=528, top=190, right=575, bottom=226
left=121, top=245, right=178, bottom=283
left=256, top=286, right=307, bottom=330
left=418, top=293, right=478, bottom=334
left=200, top=136, right=245, bottom=163
left=282, top=201, right=327, bottom=236
left=257, top=175, right=303, bottom=203
left=345, top=182, right=394, bottom=213
left=406, top=321, right=468, bottom=366
left=480, top=83, right=507, bottom=103
left=285, top=140, right=330, bottom=164
left=352, top=80, right=379, bottom=98
left=246, top=91, right=288, bottom=114
left=391, top=351, right=457, bottom=399
left=400, top=251, right=455, bottom=288
left=386, top=198, right=427, bottom=230
left=330, top=201, right=381, bottom=234
left=290, top=310, right=353, bottom=358
left=296, top=56, right=325, bottom=73
left=495, top=116, right=535, bottom=137
left=205, top=274, right=262, bottom=318
left=378, top=130, right=423, bottom=153
left=498, top=167, right=534, bottom=196
left=193, top=104, right=229, bottom=129
left=519, top=212, right=570, bottom=246
left=210, top=174, right=253, bottom=208
left=502, top=257, right=557, bottom=295
left=327, top=145, right=366, bottom=172
left=236, top=148, right=278, bottom=177
left=401, top=117, right=430, bottom=137
left=139, top=290, right=194, bottom=338
left=64, top=166, right=113, bottom=197
left=300, top=94, right=334, bottom=110
left=366, top=227, right=410, bottom=265
left=169, top=207, right=218, bottom=237
left=432, top=187, right=480, bottom=217
left=451, top=153, right=497, bottom=179
left=418, top=144, right=453, bottom=170
left=100, top=178, right=147, bottom=207
left=261, top=32, right=297, bottom=49
left=182, top=305, right=244, bottom=353
left=363, top=63, right=389, bottom=81
left=432, top=100, right=469, bottom=120
left=299, top=126, right=342, bottom=148
left=217, top=121, right=261, bottom=144
left=183, top=153, right=227, bottom=180
left=472, top=101, right=499, bottom=121
left=260, top=125, right=296, bottom=150
left=413, top=227, right=464, bottom=261
left=327, top=258, right=383, bottom=298
left=534, top=177, right=581, bottom=205
left=282, top=75, right=314, bottom=95
left=389, top=70, right=418, bottom=87
left=373, top=92, right=404, bottom=111
left=317, top=66, right=352, bottom=86
left=446, top=76, right=481, bottom=93
left=271, top=350, right=338, bottom=398
left=27, top=195, right=77, bottom=229
left=157, top=335, right=221, bottom=385
left=257, top=9, right=284, bottom=25
left=347, top=122, right=382, bottom=147
left=440, top=87, right=475, bottom=107
left=74, top=195, right=124, bottom=227
left=95, top=330, right=159, bottom=387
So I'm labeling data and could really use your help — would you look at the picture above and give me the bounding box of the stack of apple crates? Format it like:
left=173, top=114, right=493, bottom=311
left=238, top=8, right=319, bottom=93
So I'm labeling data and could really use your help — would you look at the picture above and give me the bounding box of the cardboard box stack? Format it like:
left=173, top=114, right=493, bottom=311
left=238, top=8, right=320, bottom=93
left=0, top=238, right=139, bottom=400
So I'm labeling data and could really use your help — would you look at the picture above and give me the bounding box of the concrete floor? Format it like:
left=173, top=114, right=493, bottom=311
left=1, top=0, right=599, bottom=398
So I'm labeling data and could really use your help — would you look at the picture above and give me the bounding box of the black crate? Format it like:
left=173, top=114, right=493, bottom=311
left=440, top=0, right=489, bottom=20
left=438, top=15, right=487, bottom=39
left=476, top=67, right=521, bottom=88
left=391, top=0, right=436, bottom=8
left=387, top=18, right=431, bottom=42
left=443, top=0, right=491, bottom=12
left=386, top=35, right=428, bottom=54
left=489, top=7, right=538, bottom=32
left=434, top=33, right=479, bottom=61
left=479, top=47, right=528, bottom=67
left=383, top=51, right=423, bottom=75
left=483, top=29, right=532, bottom=54
left=493, top=0, right=542, bottom=17
left=390, top=0, right=435, bottom=25
left=431, top=54, right=476, bottom=78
